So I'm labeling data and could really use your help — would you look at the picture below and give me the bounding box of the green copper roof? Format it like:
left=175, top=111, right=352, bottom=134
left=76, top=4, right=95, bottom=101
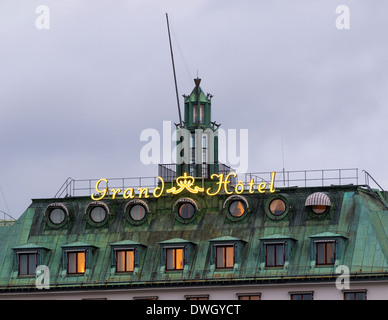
left=185, top=78, right=210, bottom=104
left=0, top=185, right=387, bottom=292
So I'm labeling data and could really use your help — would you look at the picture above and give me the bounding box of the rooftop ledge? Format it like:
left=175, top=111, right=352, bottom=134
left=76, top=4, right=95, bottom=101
left=53, top=168, right=370, bottom=199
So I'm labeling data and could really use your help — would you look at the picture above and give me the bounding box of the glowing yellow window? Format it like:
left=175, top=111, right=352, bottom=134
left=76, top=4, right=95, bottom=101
left=216, top=246, right=234, bottom=269
left=166, top=248, right=184, bottom=271
left=67, top=251, right=86, bottom=274
left=116, top=250, right=135, bottom=272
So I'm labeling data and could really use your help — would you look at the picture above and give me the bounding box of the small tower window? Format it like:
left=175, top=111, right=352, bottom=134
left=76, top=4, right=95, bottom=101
left=193, top=104, right=204, bottom=124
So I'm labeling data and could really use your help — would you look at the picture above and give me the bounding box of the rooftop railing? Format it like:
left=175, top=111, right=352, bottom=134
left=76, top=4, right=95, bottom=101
left=0, top=211, right=16, bottom=226
left=54, top=168, right=361, bottom=199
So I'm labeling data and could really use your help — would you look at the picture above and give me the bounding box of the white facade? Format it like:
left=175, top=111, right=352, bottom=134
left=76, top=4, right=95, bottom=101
left=1, top=281, right=387, bottom=300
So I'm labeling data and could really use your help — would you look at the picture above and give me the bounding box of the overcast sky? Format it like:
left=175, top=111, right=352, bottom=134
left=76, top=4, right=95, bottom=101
left=1, top=0, right=387, bottom=218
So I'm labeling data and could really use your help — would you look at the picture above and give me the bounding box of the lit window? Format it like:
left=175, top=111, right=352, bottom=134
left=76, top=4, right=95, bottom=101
left=193, top=105, right=198, bottom=123
left=166, top=248, right=184, bottom=271
left=18, top=253, right=37, bottom=276
left=316, top=241, right=336, bottom=265
left=311, top=205, right=327, bottom=214
left=305, top=192, right=331, bottom=215
left=67, top=251, right=86, bottom=274
left=228, top=200, right=246, bottom=217
left=216, top=246, right=234, bottom=269
left=116, top=250, right=135, bottom=272
left=269, top=199, right=286, bottom=216
left=193, top=105, right=204, bottom=123
left=179, top=203, right=195, bottom=220
left=265, top=243, right=285, bottom=267
left=129, top=205, right=146, bottom=221
left=199, top=105, right=204, bottom=123
left=90, top=206, right=107, bottom=223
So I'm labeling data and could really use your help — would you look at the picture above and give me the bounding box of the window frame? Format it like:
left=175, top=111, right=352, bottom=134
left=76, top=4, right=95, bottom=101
left=237, top=293, right=261, bottom=300
left=18, top=252, right=38, bottom=276
left=265, top=242, right=285, bottom=268
left=178, top=202, right=196, bottom=220
left=185, top=295, right=209, bottom=300
left=343, top=290, right=367, bottom=300
left=165, top=247, right=185, bottom=271
left=115, top=249, right=135, bottom=273
left=66, top=250, right=86, bottom=275
left=290, top=292, right=314, bottom=300
left=315, top=240, right=336, bottom=266
left=215, top=245, right=235, bottom=269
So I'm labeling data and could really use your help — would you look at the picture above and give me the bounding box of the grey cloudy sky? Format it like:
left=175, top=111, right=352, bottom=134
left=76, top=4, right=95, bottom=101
left=0, top=0, right=387, bottom=218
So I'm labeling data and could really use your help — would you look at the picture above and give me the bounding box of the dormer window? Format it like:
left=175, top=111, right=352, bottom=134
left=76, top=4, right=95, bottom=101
left=309, top=233, right=347, bottom=268
left=18, top=253, right=37, bottom=276
left=216, top=245, right=234, bottom=269
left=209, top=236, right=246, bottom=271
left=259, top=234, right=296, bottom=270
left=166, top=248, right=184, bottom=271
left=265, top=243, right=285, bottom=267
left=110, top=240, right=146, bottom=274
left=315, top=241, right=336, bottom=266
left=67, top=251, right=86, bottom=274
left=159, top=238, right=196, bottom=273
left=116, top=250, right=135, bottom=272
left=12, top=243, right=49, bottom=278
left=61, top=242, right=97, bottom=276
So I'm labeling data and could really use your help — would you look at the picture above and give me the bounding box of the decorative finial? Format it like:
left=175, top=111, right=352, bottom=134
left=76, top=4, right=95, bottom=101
left=194, top=77, right=201, bottom=87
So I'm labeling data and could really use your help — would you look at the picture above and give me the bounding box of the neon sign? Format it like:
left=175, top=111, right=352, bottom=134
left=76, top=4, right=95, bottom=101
left=91, top=172, right=276, bottom=201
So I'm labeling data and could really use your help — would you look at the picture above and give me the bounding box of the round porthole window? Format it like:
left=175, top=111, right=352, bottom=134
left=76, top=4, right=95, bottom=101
left=129, top=204, right=147, bottom=221
left=90, top=206, right=107, bottom=223
left=228, top=200, right=246, bottom=217
left=49, top=208, right=66, bottom=225
left=45, top=203, right=69, bottom=228
left=305, top=192, right=332, bottom=218
left=179, top=202, right=195, bottom=220
left=269, top=199, right=286, bottom=216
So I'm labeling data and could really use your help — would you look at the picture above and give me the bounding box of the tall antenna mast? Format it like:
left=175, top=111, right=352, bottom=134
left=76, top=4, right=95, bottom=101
left=165, top=13, right=183, bottom=128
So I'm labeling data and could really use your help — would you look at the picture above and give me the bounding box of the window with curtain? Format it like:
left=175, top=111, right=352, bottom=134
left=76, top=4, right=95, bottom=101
left=166, top=248, right=184, bottom=271
left=316, top=241, right=336, bottom=265
left=18, top=253, right=37, bottom=276
left=265, top=243, right=285, bottom=267
left=215, top=245, right=234, bottom=269
left=116, top=250, right=135, bottom=272
left=67, top=251, right=86, bottom=274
